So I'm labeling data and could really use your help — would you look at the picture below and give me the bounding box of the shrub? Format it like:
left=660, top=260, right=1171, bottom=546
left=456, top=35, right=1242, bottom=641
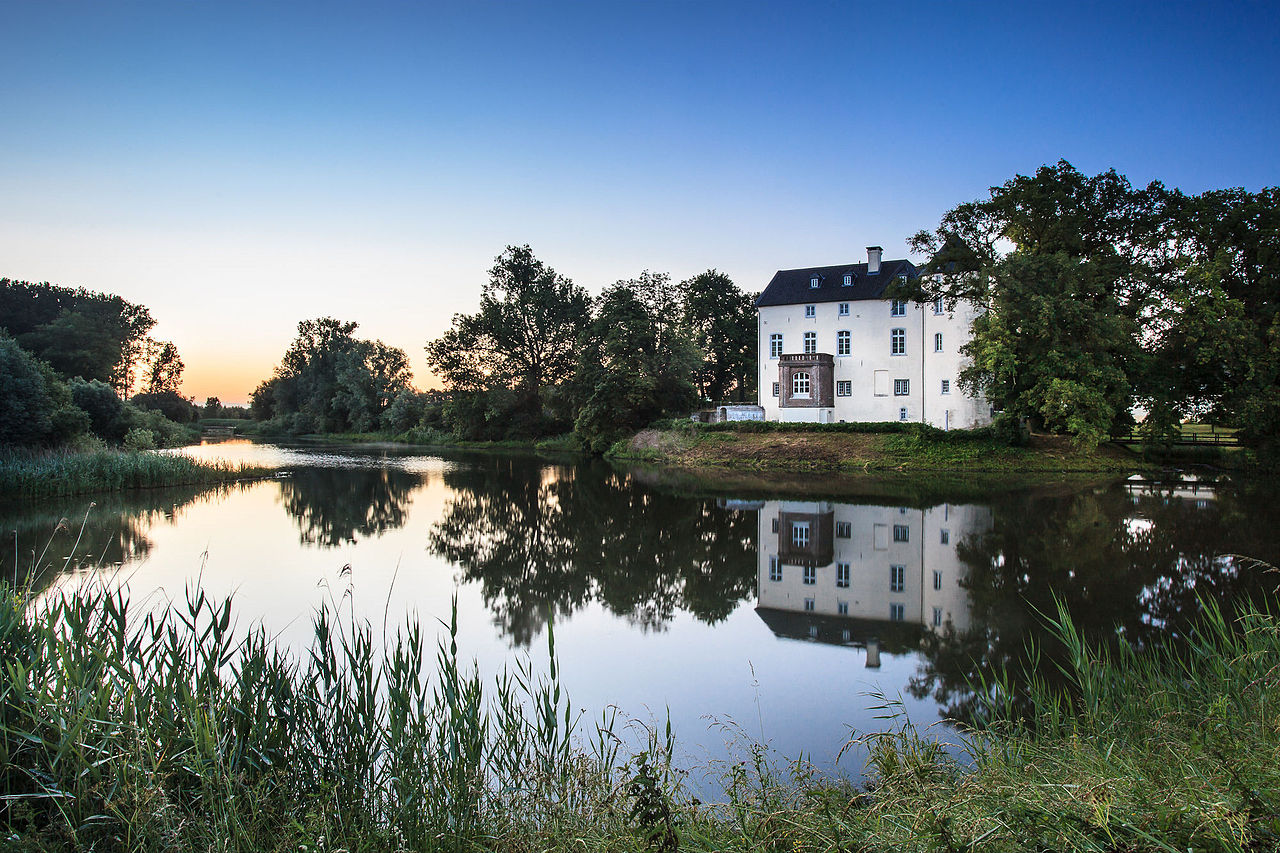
left=122, top=426, right=157, bottom=450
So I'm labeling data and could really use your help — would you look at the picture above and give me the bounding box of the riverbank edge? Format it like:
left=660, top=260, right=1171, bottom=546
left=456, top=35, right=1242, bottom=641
left=607, top=425, right=1153, bottom=474
left=0, top=447, right=273, bottom=499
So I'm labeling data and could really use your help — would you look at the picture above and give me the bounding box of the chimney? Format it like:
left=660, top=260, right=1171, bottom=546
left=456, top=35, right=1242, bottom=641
left=866, top=246, right=883, bottom=275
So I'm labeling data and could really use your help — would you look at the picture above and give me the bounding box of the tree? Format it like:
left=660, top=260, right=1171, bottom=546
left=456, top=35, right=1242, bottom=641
left=70, top=378, right=129, bottom=441
left=426, top=245, right=590, bottom=439
left=573, top=283, right=700, bottom=451
left=254, top=317, right=413, bottom=434
left=907, top=161, right=1171, bottom=445
left=0, top=334, right=89, bottom=446
left=681, top=270, right=757, bottom=403
left=1145, top=188, right=1280, bottom=456
left=0, top=279, right=156, bottom=394
left=203, top=397, right=222, bottom=418
left=142, top=340, right=184, bottom=394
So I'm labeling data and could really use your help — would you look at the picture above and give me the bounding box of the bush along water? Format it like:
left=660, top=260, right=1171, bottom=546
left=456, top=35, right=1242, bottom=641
left=2, top=574, right=1278, bottom=851
left=0, top=448, right=267, bottom=498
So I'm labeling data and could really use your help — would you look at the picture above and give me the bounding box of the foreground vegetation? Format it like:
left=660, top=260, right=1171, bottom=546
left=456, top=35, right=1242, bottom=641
left=0, top=448, right=269, bottom=498
left=2, top=574, right=1276, bottom=851
left=611, top=421, right=1145, bottom=473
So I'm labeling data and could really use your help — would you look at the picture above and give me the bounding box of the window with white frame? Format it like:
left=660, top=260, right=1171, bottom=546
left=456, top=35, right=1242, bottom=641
left=804, top=305, right=816, bottom=318
left=843, top=274, right=852, bottom=286
left=803, top=332, right=817, bottom=354
left=893, top=524, right=909, bottom=543
left=890, top=564, right=905, bottom=592
left=940, top=528, right=950, bottom=545
left=933, top=297, right=944, bottom=314
left=838, top=301, right=849, bottom=315
left=769, top=556, right=782, bottom=582
left=890, top=328, right=906, bottom=355
left=772, top=382, right=779, bottom=397
left=890, top=603, right=905, bottom=621
left=804, top=598, right=815, bottom=612
left=899, top=407, right=909, bottom=421
left=810, top=276, right=820, bottom=289
left=933, top=569, right=943, bottom=590
left=934, top=332, right=943, bottom=352
left=769, top=333, right=782, bottom=358
left=792, top=372, right=810, bottom=396
left=838, top=601, right=848, bottom=616
left=836, top=563, right=850, bottom=588
left=837, top=330, right=851, bottom=355
left=803, top=565, right=816, bottom=585
left=836, top=380, right=851, bottom=397
left=836, top=521, right=851, bottom=538
left=894, top=379, right=909, bottom=396
left=940, top=379, right=950, bottom=395
left=772, top=518, right=779, bottom=532
left=890, top=299, right=907, bottom=317
left=791, top=521, right=810, bottom=547
left=933, top=607, right=943, bottom=627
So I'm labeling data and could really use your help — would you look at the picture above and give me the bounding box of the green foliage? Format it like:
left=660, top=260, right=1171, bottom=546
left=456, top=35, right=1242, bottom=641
left=69, top=378, right=129, bottom=441
left=573, top=282, right=701, bottom=452
left=253, top=318, right=414, bottom=433
left=912, top=162, right=1280, bottom=453
left=122, top=426, right=157, bottom=450
left=681, top=269, right=757, bottom=403
left=129, top=389, right=197, bottom=423
left=0, top=278, right=156, bottom=393
left=909, top=162, right=1164, bottom=447
left=0, top=448, right=261, bottom=497
left=0, top=335, right=90, bottom=447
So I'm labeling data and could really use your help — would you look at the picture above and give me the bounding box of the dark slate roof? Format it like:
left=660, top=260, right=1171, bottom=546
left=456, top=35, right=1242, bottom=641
left=755, top=259, right=918, bottom=307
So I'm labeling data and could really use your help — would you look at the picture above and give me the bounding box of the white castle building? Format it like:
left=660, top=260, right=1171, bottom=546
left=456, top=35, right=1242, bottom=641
left=756, top=247, right=991, bottom=428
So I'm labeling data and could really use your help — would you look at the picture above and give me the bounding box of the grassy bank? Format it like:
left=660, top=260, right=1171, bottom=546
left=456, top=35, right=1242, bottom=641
left=3, top=578, right=1276, bottom=852
left=0, top=448, right=270, bottom=499
left=611, top=422, right=1147, bottom=473
left=267, top=427, right=583, bottom=453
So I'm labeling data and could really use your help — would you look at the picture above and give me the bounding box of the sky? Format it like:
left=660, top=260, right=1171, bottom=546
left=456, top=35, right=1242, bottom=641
left=2, top=1, right=1278, bottom=404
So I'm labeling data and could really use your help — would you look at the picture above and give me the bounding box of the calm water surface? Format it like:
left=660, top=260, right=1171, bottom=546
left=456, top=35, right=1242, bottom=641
left=4, top=440, right=1277, bottom=783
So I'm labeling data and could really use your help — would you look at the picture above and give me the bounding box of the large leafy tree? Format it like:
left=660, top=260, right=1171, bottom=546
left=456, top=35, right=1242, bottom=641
left=0, top=279, right=156, bottom=394
left=1146, top=188, right=1280, bottom=455
left=907, top=161, right=1172, bottom=445
left=427, top=245, right=590, bottom=393
left=681, top=269, right=757, bottom=403
left=253, top=317, right=412, bottom=433
left=573, top=282, right=700, bottom=451
left=426, top=245, right=590, bottom=438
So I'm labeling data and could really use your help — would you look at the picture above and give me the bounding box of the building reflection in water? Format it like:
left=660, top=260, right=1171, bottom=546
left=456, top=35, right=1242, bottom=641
left=754, top=500, right=991, bottom=665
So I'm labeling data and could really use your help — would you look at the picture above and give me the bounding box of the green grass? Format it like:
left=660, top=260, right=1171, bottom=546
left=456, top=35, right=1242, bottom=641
left=0, top=448, right=270, bottom=498
left=2, top=567, right=1277, bottom=851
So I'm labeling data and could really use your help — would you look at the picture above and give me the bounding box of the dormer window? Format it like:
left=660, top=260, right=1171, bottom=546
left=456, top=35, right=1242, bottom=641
left=810, top=276, right=820, bottom=289
left=843, top=273, right=852, bottom=287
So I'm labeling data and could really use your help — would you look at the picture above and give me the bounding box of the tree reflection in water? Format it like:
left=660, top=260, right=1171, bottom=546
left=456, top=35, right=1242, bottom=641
left=428, top=456, right=757, bottom=645
left=276, top=466, right=419, bottom=547
left=909, top=478, right=1280, bottom=725
left=0, top=483, right=249, bottom=594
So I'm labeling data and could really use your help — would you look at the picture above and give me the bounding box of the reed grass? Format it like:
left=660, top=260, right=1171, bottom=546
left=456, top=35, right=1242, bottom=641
left=2, top=573, right=1277, bottom=851
left=0, top=448, right=269, bottom=498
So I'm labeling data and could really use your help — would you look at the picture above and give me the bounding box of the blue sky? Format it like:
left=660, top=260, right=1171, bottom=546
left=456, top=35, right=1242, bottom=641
left=2, top=1, right=1277, bottom=400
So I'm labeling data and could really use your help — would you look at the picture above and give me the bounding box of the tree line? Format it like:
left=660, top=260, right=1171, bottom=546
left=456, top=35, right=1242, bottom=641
left=251, top=246, right=758, bottom=451
left=903, top=161, right=1279, bottom=454
left=0, top=280, right=198, bottom=449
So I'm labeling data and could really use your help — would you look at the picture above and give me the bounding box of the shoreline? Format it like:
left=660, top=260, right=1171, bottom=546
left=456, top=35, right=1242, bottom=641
left=608, top=425, right=1152, bottom=474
